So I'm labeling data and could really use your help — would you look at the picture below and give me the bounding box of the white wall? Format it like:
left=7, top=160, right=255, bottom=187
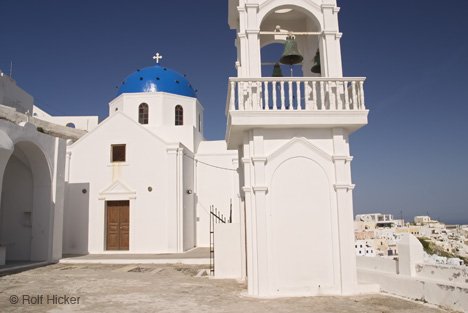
left=195, top=141, right=239, bottom=247
left=0, top=120, right=66, bottom=263
left=33, top=106, right=98, bottom=132
left=183, top=151, right=196, bottom=251
left=64, top=112, right=195, bottom=254
left=214, top=223, right=242, bottom=278
left=109, top=92, right=203, bottom=151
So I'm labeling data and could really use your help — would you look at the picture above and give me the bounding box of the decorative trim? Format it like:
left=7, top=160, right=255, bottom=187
left=242, top=157, right=252, bottom=164
left=332, top=155, right=353, bottom=163
left=242, top=186, right=252, bottom=193
left=252, top=186, right=268, bottom=193
left=268, top=137, right=332, bottom=162
left=334, top=184, right=355, bottom=191
left=246, top=29, right=260, bottom=35
left=99, top=179, right=137, bottom=199
left=251, top=156, right=267, bottom=164
left=245, top=3, right=259, bottom=9
left=321, top=4, right=339, bottom=12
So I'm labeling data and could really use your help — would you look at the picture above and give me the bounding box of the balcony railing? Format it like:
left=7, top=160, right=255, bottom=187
left=227, top=77, right=366, bottom=113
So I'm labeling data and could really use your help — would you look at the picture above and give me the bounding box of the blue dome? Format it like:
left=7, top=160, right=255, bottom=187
left=117, top=65, right=196, bottom=98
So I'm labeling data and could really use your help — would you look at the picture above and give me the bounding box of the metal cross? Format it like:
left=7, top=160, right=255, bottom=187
left=152, top=53, right=163, bottom=64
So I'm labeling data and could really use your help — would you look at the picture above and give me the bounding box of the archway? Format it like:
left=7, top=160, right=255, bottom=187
left=269, top=157, right=334, bottom=294
left=0, top=141, right=52, bottom=262
left=260, top=5, right=322, bottom=78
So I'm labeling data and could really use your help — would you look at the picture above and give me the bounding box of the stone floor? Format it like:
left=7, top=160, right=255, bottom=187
left=0, top=263, right=450, bottom=313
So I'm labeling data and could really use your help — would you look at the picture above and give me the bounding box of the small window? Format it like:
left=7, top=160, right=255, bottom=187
left=66, top=122, right=76, bottom=128
left=139, top=103, right=149, bottom=124
left=111, top=144, right=126, bottom=162
left=175, top=105, right=183, bottom=126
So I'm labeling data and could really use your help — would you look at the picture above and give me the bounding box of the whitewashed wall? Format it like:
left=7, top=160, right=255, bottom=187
left=64, top=113, right=188, bottom=254
left=195, top=141, right=239, bottom=247
left=0, top=120, right=65, bottom=262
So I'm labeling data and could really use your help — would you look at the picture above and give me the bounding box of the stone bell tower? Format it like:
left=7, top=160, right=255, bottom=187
left=226, top=0, right=375, bottom=297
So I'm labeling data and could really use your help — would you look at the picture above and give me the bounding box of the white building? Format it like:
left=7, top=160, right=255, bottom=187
left=0, top=72, right=71, bottom=265
left=1, top=0, right=377, bottom=298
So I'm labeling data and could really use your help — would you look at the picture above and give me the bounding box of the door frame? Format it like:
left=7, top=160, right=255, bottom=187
left=104, top=200, right=130, bottom=251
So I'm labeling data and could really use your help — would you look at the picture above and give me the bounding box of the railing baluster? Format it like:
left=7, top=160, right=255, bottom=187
left=351, top=81, right=357, bottom=110
left=319, top=81, right=325, bottom=110
left=311, top=81, right=317, bottom=110
left=280, top=81, right=285, bottom=110
left=264, top=81, right=269, bottom=111
left=238, top=81, right=243, bottom=111
left=257, top=81, right=262, bottom=110
left=304, top=81, right=311, bottom=110
left=359, top=80, right=366, bottom=110
left=296, top=81, right=302, bottom=110
left=288, top=81, right=293, bottom=110
left=230, top=81, right=236, bottom=111
left=272, top=81, right=277, bottom=110
left=248, top=81, right=253, bottom=110
left=336, top=80, right=342, bottom=110
left=344, top=81, right=350, bottom=110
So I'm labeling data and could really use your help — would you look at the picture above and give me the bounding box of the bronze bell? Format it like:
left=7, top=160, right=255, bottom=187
left=311, top=49, right=321, bottom=74
left=280, top=35, right=303, bottom=66
left=272, top=63, right=283, bottom=77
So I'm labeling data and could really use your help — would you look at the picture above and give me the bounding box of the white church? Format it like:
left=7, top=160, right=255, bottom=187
left=0, top=0, right=374, bottom=298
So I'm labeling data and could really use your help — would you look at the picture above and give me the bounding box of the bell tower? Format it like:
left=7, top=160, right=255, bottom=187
left=229, top=0, right=344, bottom=78
left=226, top=0, right=375, bottom=297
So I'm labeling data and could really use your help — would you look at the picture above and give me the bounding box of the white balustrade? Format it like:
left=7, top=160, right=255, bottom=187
left=226, top=77, right=367, bottom=113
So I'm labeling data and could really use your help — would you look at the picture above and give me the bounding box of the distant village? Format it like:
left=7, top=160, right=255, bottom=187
left=354, top=213, right=468, bottom=267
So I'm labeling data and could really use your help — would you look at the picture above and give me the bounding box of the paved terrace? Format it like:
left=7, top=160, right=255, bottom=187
left=0, top=263, right=449, bottom=313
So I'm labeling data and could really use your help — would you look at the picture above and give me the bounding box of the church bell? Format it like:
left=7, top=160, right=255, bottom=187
left=311, top=49, right=321, bottom=74
left=272, top=63, right=283, bottom=77
left=279, top=35, right=303, bottom=66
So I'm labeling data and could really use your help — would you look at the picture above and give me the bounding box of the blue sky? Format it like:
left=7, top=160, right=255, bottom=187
left=1, top=1, right=467, bottom=224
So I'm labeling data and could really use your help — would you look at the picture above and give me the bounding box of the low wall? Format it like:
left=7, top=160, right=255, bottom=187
left=357, top=256, right=398, bottom=274
left=214, top=223, right=242, bottom=279
left=357, top=234, right=468, bottom=312
left=358, top=267, right=468, bottom=312
left=0, top=104, right=86, bottom=141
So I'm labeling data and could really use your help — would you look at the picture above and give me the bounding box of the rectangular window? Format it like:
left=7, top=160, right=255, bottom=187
left=111, top=144, right=126, bottom=162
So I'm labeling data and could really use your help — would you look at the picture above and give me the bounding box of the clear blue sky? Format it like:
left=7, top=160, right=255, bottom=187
left=1, top=1, right=467, bottom=224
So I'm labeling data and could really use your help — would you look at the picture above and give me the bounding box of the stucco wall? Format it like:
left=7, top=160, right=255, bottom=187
left=64, top=113, right=177, bottom=254
left=195, top=141, right=239, bottom=247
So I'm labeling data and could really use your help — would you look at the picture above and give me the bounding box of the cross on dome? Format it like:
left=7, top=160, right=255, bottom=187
left=152, top=52, right=163, bottom=64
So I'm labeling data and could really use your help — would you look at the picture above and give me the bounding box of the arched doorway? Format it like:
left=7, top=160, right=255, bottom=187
left=0, top=141, right=52, bottom=262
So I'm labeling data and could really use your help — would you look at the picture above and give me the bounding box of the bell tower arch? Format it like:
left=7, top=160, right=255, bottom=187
left=229, top=0, right=343, bottom=78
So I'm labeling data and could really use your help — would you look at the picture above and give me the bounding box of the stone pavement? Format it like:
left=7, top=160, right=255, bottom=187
left=0, top=263, right=450, bottom=313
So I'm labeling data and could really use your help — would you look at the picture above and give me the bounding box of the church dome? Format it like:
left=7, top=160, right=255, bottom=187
left=117, top=65, right=196, bottom=98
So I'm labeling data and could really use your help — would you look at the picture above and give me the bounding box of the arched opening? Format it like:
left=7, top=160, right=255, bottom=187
left=0, top=141, right=52, bottom=262
left=66, top=122, right=76, bottom=128
left=138, top=103, right=149, bottom=124
left=175, top=105, right=183, bottom=126
left=269, top=157, right=334, bottom=293
left=260, top=5, right=322, bottom=78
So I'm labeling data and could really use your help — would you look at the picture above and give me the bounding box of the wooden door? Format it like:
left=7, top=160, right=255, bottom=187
left=106, top=201, right=129, bottom=250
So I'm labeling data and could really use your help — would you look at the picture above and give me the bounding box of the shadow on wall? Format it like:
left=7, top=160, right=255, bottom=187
left=0, top=141, right=53, bottom=262
left=63, top=182, right=90, bottom=255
